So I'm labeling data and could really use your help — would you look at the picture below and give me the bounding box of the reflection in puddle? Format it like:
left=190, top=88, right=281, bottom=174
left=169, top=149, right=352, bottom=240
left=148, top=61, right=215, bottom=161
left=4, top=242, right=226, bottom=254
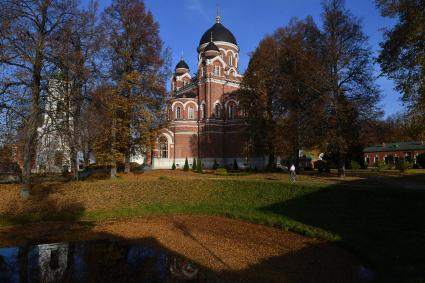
left=0, top=239, right=209, bottom=282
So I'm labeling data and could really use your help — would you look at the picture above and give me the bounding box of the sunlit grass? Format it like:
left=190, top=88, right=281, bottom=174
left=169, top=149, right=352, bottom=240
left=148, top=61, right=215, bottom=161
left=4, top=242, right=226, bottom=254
left=1, top=170, right=425, bottom=281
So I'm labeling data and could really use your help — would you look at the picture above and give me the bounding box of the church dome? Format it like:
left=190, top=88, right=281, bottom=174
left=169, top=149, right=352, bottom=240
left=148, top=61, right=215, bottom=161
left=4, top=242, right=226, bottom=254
left=199, top=19, right=237, bottom=46
left=204, top=41, right=220, bottom=58
left=175, top=59, right=189, bottom=74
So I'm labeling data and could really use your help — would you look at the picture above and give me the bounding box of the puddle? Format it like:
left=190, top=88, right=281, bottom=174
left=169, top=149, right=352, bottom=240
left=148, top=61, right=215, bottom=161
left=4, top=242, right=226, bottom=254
left=0, top=239, right=210, bottom=283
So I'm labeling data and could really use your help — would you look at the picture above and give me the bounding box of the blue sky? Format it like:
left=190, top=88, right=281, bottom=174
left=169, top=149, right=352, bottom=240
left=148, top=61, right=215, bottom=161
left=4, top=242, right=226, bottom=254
left=92, top=0, right=403, bottom=117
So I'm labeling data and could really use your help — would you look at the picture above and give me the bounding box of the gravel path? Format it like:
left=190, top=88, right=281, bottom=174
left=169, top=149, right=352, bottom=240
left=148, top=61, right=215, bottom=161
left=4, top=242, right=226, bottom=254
left=0, top=215, right=363, bottom=282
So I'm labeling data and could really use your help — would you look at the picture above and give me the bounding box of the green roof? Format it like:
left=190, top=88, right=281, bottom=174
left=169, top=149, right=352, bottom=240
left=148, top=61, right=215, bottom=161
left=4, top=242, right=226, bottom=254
left=364, top=141, right=425, bottom=153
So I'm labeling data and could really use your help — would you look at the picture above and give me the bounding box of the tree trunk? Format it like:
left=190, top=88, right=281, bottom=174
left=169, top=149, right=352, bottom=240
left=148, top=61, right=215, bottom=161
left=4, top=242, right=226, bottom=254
left=70, top=145, right=79, bottom=181
left=295, top=150, right=300, bottom=173
left=21, top=123, right=36, bottom=199
left=267, top=154, right=276, bottom=170
left=124, top=153, right=131, bottom=174
left=21, top=76, right=41, bottom=199
left=338, top=153, right=346, bottom=177
left=84, top=149, right=91, bottom=168
left=21, top=6, right=46, bottom=199
left=110, top=164, right=117, bottom=178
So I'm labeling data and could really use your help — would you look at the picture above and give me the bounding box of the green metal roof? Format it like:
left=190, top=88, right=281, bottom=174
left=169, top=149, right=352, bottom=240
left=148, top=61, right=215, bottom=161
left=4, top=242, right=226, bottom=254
left=364, top=141, right=425, bottom=153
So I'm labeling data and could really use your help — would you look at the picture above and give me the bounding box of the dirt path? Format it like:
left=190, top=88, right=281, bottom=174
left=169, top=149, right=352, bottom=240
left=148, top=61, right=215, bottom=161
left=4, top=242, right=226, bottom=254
left=0, top=215, right=363, bottom=282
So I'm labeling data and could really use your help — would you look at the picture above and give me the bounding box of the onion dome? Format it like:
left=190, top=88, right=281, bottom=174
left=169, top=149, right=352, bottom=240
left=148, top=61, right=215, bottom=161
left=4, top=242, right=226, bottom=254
left=199, top=16, right=237, bottom=46
left=204, top=40, right=220, bottom=58
left=175, top=58, right=189, bottom=75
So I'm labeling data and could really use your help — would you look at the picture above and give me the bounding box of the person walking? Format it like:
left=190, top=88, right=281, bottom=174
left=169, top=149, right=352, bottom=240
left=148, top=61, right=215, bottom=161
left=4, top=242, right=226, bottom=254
left=290, top=164, right=296, bottom=182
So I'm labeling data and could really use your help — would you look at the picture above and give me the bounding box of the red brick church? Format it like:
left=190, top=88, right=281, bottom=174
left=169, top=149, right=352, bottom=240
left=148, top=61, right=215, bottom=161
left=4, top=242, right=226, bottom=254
left=151, top=15, right=264, bottom=169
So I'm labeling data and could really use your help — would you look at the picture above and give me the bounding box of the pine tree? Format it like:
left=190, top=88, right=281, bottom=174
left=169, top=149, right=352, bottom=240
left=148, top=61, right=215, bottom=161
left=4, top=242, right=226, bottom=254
left=213, top=159, right=219, bottom=170
left=192, top=158, right=197, bottom=171
left=183, top=157, right=189, bottom=171
left=196, top=160, right=203, bottom=173
left=171, top=162, right=176, bottom=170
left=233, top=159, right=239, bottom=170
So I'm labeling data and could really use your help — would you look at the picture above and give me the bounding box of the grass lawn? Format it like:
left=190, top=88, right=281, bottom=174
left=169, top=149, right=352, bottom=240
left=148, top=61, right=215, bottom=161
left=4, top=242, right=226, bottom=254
left=0, top=169, right=424, bottom=282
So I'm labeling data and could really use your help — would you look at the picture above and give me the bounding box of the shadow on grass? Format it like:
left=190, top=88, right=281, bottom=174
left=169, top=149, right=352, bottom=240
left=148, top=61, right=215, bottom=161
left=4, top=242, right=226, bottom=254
left=1, top=173, right=424, bottom=282
left=260, top=175, right=425, bottom=282
left=0, top=180, right=365, bottom=282
left=0, top=224, right=363, bottom=282
left=0, top=182, right=86, bottom=227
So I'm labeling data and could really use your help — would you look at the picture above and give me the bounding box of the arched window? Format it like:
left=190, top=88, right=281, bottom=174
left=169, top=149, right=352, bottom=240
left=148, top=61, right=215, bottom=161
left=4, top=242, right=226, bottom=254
left=214, top=65, right=220, bottom=76
left=158, top=136, right=168, bottom=158
left=175, top=106, right=181, bottom=120
left=188, top=106, right=194, bottom=120
left=215, top=104, right=221, bottom=119
left=229, top=56, right=233, bottom=66
left=201, top=104, right=206, bottom=120
left=228, top=104, right=235, bottom=120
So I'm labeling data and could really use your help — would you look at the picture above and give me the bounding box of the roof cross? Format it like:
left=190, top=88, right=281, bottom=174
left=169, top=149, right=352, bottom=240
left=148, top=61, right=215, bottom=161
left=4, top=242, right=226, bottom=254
left=216, top=0, right=220, bottom=23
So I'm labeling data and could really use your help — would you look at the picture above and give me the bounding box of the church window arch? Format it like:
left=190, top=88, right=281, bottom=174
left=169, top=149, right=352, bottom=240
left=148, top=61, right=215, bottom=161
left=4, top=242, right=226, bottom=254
left=228, top=103, right=236, bottom=120
left=213, top=65, right=220, bottom=76
left=214, top=103, right=221, bottom=119
left=175, top=106, right=181, bottom=120
left=188, top=106, right=194, bottom=120
left=158, top=136, right=168, bottom=159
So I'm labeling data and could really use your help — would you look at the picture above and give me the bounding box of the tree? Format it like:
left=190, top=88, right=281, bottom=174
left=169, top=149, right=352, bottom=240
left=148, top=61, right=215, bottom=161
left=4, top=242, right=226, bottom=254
left=242, top=2, right=380, bottom=176
left=359, top=111, right=421, bottom=147
left=213, top=159, right=219, bottom=170
left=49, top=1, right=101, bottom=180
left=192, top=158, right=197, bottom=171
left=273, top=18, right=326, bottom=168
left=321, top=0, right=381, bottom=176
left=89, top=86, right=128, bottom=178
left=232, top=159, right=239, bottom=170
left=376, top=0, right=425, bottom=140
left=183, top=157, right=189, bottom=171
left=240, top=17, right=327, bottom=169
left=101, top=0, right=169, bottom=175
left=196, top=160, right=203, bottom=173
left=417, top=153, right=425, bottom=169
left=0, top=0, right=77, bottom=197
left=240, top=36, right=282, bottom=168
